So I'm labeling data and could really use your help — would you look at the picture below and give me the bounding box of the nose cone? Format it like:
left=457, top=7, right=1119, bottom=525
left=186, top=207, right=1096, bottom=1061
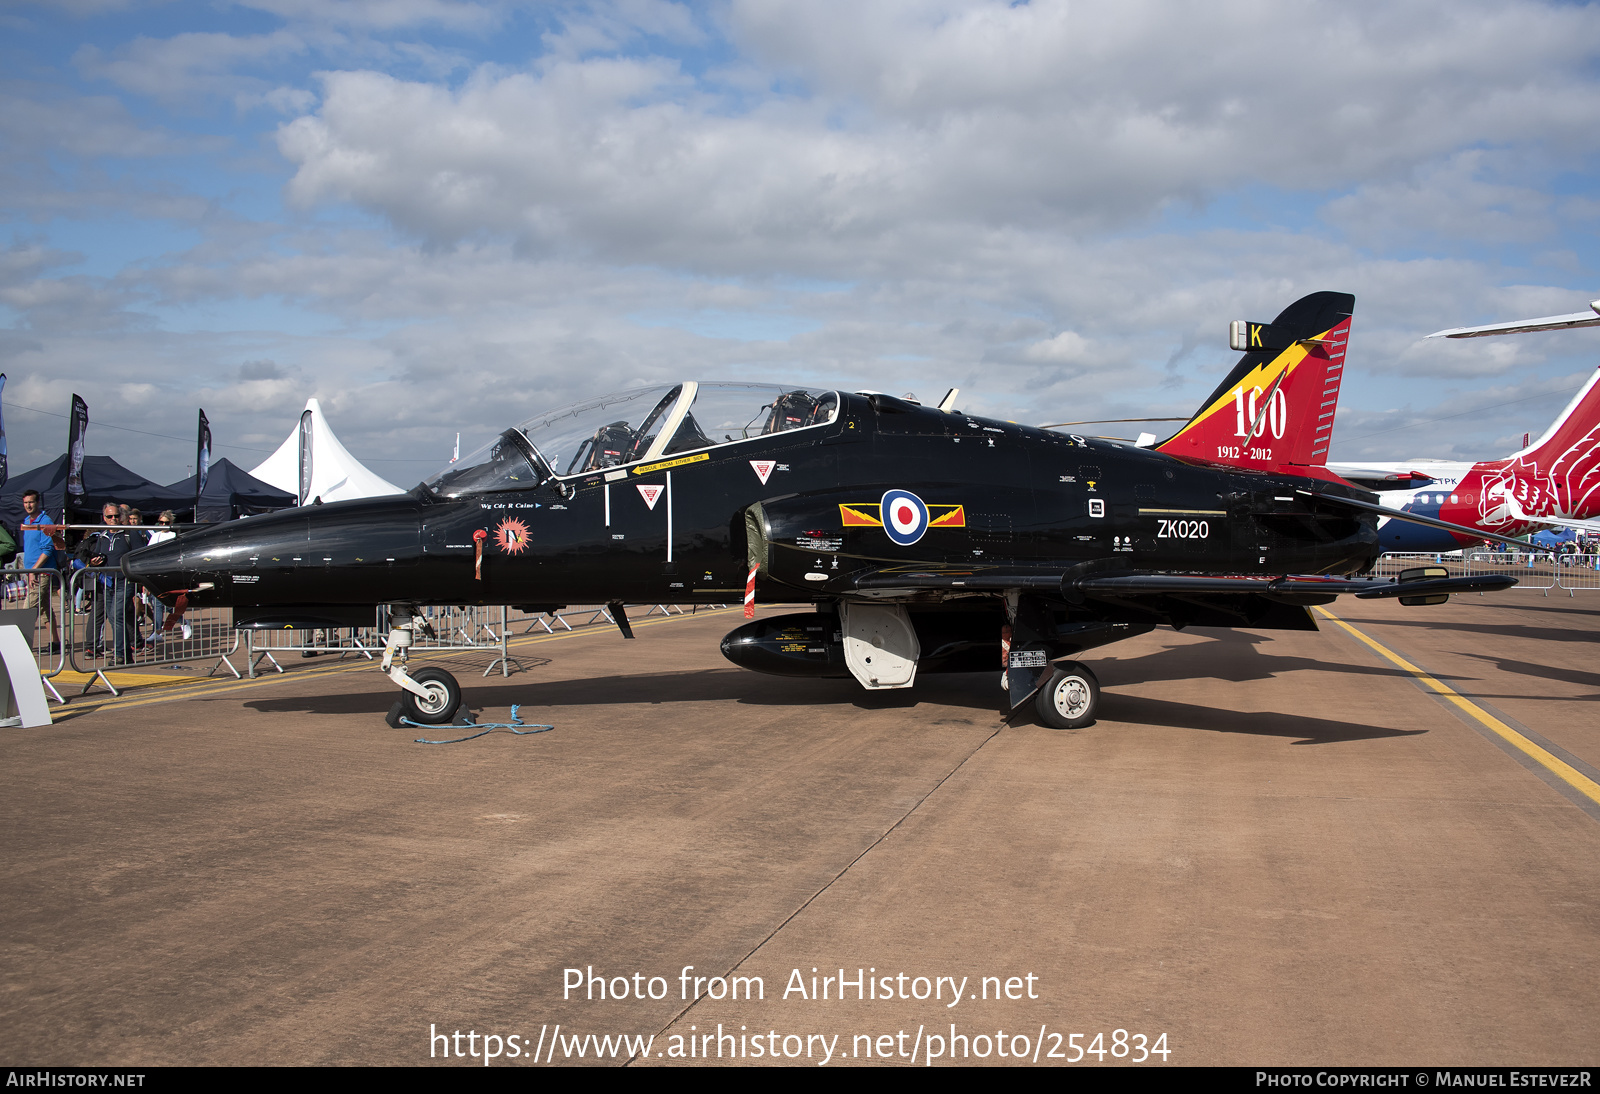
left=122, top=494, right=424, bottom=607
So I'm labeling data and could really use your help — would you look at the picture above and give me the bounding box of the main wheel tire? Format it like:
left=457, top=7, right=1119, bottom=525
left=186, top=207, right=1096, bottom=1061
left=1034, top=661, right=1099, bottom=730
left=401, top=666, right=462, bottom=725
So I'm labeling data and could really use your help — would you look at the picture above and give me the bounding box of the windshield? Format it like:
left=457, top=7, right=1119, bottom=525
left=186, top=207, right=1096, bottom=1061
left=426, top=430, right=544, bottom=497
left=426, top=382, right=838, bottom=496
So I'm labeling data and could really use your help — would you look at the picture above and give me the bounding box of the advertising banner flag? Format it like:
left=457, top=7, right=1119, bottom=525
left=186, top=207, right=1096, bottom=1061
left=297, top=408, right=313, bottom=506
left=195, top=408, right=212, bottom=517
left=66, top=394, right=88, bottom=506
left=0, top=373, right=8, bottom=490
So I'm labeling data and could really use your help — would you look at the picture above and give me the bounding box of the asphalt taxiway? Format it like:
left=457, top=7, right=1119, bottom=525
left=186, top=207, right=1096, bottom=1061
left=2, top=592, right=1597, bottom=1066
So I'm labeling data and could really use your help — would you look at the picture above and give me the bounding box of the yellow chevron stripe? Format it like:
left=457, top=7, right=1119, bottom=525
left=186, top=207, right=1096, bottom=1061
left=1165, top=329, right=1329, bottom=444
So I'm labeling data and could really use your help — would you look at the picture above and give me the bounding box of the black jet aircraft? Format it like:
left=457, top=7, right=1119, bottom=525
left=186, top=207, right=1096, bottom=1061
left=125, top=291, right=1519, bottom=729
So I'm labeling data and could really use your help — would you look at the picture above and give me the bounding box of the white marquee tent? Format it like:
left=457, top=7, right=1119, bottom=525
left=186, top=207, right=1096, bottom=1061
left=250, top=398, right=404, bottom=504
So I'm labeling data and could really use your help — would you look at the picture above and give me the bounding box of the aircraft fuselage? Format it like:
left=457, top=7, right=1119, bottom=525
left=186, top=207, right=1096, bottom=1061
left=126, top=392, right=1379, bottom=616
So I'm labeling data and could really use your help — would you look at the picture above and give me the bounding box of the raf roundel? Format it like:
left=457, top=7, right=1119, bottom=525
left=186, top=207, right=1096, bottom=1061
left=880, top=489, right=930, bottom=546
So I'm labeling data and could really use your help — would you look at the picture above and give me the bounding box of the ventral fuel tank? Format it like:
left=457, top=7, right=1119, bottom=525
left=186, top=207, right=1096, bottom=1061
left=719, top=606, right=1004, bottom=679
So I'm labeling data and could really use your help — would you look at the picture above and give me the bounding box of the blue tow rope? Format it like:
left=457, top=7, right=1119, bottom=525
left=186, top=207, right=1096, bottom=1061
left=404, top=704, right=554, bottom=744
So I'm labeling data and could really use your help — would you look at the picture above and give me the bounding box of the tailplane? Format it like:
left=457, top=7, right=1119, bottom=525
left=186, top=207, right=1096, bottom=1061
left=1157, top=291, right=1354, bottom=477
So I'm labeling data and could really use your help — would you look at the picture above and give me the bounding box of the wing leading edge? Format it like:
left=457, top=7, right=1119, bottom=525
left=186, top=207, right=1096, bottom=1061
left=850, top=568, right=1514, bottom=600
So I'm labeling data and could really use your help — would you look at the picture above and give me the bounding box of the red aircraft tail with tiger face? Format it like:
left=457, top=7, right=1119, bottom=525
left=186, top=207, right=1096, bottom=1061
left=1157, top=292, right=1354, bottom=480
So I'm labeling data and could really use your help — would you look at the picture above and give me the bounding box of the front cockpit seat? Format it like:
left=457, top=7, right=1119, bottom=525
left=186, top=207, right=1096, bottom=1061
left=567, top=420, right=636, bottom=474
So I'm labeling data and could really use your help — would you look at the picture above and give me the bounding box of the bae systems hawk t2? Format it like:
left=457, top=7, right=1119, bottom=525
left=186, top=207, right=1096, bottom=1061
left=125, top=291, right=1518, bottom=729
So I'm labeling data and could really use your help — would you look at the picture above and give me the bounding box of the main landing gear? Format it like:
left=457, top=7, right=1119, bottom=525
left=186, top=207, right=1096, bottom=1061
left=1033, top=661, right=1101, bottom=730
left=382, top=607, right=463, bottom=727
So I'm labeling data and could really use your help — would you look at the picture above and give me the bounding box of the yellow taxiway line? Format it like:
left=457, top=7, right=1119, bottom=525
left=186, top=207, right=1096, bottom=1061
left=1315, top=605, right=1600, bottom=808
left=52, top=670, right=196, bottom=689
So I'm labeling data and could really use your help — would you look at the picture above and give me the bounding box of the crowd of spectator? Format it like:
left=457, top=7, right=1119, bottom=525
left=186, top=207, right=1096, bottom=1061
left=4, top=493, right=187, bottom=664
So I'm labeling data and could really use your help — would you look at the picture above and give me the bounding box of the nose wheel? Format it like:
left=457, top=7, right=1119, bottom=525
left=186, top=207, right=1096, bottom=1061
left=400, top=666, right=462, bottom=725
left=1035, top=661, right=1100, bottom=729
left=381, top=608, right=464, bottom=727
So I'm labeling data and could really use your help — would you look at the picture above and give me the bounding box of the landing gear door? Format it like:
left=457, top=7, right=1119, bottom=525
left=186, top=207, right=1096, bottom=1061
left=1006, top=646, right=1050, bottom=712
left=841, top=602, right=919, bottom=689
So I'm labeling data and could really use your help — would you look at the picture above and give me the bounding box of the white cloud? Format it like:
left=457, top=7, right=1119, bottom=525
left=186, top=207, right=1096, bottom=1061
left=6, top=0, right=1600, bottom=484
left=539, top=0, right=705, bottom=58
left=0, top=86, right=191, bottom=158
left=74, top=30, right=309, bottom=108
left=1322, top=152, right=1558, bottom=249
left=271, top=0, right=1600, bottom=282
left=1021, top=330, right=1091, bottom=365
left=235, top=0, right=499, bottom=33
left=6, top=0, right=141, bottom=14
left=1328, top=371, right=1596, bottom=462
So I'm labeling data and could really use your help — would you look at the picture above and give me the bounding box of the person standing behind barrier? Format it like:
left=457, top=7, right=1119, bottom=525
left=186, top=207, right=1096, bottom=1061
left=125, top=509, right=150, bottom=650
left=145, top=511, right=178, bottom=640
left=19, top=489, right=62, bottom=655
left=82, top=503, right=139, bottom=663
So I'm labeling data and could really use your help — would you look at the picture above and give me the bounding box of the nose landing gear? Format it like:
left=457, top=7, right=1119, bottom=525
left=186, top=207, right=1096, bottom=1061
left=382, top=606, right=464, bottom=727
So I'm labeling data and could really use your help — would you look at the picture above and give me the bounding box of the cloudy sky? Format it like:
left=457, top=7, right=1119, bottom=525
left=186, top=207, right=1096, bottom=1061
left=3, top=0, right=1598, bottom=486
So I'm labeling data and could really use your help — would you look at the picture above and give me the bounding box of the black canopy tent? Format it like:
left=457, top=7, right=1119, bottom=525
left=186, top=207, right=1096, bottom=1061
left=165, top=458, right=295, bottom=523
left=0, top=454, right=194, bottom=533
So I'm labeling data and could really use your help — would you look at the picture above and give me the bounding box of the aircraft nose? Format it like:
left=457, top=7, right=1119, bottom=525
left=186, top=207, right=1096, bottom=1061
left=123, top=536, right=189, bottom=594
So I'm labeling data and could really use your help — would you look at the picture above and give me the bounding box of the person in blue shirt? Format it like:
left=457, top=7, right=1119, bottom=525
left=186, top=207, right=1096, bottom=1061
left=19, top=489, right=61, bottom=654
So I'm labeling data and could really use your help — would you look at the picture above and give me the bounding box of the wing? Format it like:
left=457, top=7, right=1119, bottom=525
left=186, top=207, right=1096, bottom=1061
left=1511, top=513, right=1600, bottom=534
left=1499, top=491, right=1600, bottom=535
left=1307, top=490, right=1533, bottom=549
left=1429, top=302, right=1600, bottom=339
left=1322, top=462, right=1440, bottom=491
left=850, top=568, right=1514, bottom=600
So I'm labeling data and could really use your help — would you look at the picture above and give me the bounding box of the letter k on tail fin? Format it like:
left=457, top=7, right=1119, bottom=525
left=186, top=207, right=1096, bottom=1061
left=1157, top=291, right=1354, bottom=480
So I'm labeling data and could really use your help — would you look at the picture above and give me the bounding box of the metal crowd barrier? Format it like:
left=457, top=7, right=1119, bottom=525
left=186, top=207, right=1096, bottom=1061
left=245, top=605, right=520, bottom=679
left=1, top=566, right=67, bottom=703
left=1462, top=550, right=1599, bottom=596
left=65, top=567, right=244, bottom=694
left=246, top=602, right=730, bottom=678
left=388, top=604, right=521, bottom=679
left=504, top=603, right=728, bottom=634
left=0, top=567, right=745, bottom=701
left=242, top=620, right=384, bottom=677
left=1373, top=550, right=1599, bottom=595
left=1368, top=552, right=1467, bottom=578
left=505, top=601, right=713, bottom=636
left=1548, top=553, right=1600, bottom=591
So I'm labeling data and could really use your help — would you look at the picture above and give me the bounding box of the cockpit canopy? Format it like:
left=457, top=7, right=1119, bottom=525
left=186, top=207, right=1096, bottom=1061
left=427, top=382, right=840, bottom=497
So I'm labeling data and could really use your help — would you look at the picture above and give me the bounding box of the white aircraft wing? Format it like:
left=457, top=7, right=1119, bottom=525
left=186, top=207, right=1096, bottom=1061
left=1520, top=512, right=1600, bottom=534
left=1502, top=492, right=1600, bottom=534
left=1429, top=300, right=1600, bottom=339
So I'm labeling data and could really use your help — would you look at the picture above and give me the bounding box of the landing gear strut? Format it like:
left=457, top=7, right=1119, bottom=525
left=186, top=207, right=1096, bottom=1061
left=382, top=607, right=463, bottom=727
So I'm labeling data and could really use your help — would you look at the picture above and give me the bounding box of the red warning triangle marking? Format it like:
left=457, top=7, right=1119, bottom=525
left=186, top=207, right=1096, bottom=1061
left=637, top=484, right=664, bottom=510
left=750, top=460, right=775, bottom=485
